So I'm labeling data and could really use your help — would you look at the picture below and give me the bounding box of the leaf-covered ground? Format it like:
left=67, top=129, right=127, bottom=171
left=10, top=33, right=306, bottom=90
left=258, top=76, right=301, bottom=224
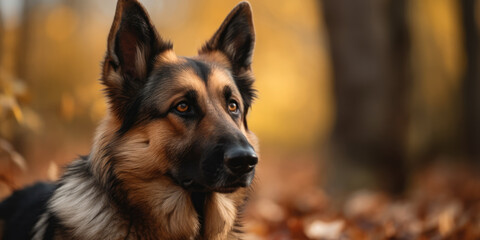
left=244, top=154, right=480, bottom=240
left=1, top=146, right=480, bottom=240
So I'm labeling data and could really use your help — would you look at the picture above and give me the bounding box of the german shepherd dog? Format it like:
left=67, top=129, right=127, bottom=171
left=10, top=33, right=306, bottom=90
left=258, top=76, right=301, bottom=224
left=0, top=0, right=258, bottom=239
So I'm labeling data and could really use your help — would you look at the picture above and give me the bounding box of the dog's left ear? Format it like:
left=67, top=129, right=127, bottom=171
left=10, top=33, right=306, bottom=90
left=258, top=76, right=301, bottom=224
left=200, top=1, right=255, bottom=73
left=102, top=0, right=171, bottom=117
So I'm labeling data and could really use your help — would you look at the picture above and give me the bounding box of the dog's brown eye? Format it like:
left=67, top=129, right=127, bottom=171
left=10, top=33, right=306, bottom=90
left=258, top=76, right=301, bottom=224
left=176, top=102, right=189, bottom=112
left=228, top=102, right=238, bottom=113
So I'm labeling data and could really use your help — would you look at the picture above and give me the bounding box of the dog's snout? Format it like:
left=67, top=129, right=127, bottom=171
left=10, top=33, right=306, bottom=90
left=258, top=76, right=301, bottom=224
left=224, top=146, right=258, bottom=175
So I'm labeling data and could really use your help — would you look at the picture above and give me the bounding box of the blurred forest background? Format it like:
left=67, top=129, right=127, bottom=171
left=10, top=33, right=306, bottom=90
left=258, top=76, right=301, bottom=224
left=1, top=0, right=480, bottom=239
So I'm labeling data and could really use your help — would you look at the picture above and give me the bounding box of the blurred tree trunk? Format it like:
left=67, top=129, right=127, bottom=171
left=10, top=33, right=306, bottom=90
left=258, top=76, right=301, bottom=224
left=460, top=0, right=480, bottom=162
left=0, top=9, right=3, bottom=66
left=322, top=0, right=409, bottom=196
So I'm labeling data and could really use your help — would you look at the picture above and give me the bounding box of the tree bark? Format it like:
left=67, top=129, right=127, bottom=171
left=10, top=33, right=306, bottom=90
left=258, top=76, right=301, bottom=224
left=0, top=4, right=3, bottom=67
left=322, top=0, right=409, bottom=196
left=460, top=0, right=480, bottom=162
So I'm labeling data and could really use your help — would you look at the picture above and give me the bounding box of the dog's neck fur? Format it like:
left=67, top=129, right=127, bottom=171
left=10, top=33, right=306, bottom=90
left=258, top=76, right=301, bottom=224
left=35, top=116, right=245, bottom=240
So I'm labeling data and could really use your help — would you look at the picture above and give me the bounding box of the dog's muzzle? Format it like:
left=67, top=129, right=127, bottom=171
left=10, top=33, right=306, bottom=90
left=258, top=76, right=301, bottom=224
left=224, top=145, right=258, bottom=176
left=176, top=144, right=258, bottom=193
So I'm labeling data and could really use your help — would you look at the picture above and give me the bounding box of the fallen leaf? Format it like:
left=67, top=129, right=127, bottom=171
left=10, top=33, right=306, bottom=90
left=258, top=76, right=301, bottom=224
left=304, top=219, right=344, bottom=240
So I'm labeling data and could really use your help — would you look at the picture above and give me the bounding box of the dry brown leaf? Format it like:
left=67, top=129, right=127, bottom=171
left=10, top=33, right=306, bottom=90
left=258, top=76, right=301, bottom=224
left=304, top=219, right=344, bottom=240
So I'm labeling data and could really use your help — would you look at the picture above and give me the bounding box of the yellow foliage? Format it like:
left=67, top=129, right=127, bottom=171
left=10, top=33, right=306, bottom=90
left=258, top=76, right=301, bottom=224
left=45, top=5, right=78, bottom=43
left=0, top=0, right=469, bottom=152
left=10, top=101, right=23, bottom=123
left=61, top=93, right=75, bottom=121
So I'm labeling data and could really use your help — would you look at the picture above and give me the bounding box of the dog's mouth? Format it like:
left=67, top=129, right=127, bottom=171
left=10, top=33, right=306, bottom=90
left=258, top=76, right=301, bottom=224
left=180, top=179, right=242, bottom=193
left=211, top=187, right=239, bottom=194
left=178, top=172, right=254, bottom=194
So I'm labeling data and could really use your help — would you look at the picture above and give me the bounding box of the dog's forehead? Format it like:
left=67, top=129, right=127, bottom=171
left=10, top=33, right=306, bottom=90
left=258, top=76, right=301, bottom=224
left=144, top=53, right=240, bottom=108
left=150, top=53, right=236, bottom=91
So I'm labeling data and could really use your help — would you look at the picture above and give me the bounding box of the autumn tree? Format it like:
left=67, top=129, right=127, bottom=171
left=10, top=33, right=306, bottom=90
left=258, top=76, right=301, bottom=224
left=322, top=0, right=410, bottom=196
left=460, top=0, right=480, bottom=163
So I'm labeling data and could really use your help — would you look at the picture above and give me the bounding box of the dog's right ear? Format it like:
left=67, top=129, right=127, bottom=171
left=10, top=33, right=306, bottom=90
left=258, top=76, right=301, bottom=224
left=200, top=2, right=255, bottom=74
left=102, top=0, right=171, bottom=117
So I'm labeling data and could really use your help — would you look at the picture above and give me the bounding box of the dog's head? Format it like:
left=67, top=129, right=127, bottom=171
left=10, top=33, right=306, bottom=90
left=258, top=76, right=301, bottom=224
left=99, top=0, right=258, bottom=194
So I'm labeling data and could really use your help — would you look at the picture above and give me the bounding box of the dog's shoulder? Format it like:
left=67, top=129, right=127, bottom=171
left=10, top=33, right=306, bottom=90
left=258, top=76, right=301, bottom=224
left=0, top=182, right=56, bottom=240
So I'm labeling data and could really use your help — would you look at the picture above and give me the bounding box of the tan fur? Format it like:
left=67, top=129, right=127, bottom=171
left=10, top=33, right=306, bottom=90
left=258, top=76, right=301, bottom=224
left=104, top=67, right=124, bottom=90
left=196, top=51, right=232, bottom=69
left=135, top=46, right=148, bottom=79
left=204, top=191, right=245, bottom=240
left=208, top=68, right=243, bottom=104
left=90, top=112, right=121, bottom=185
left=156, top=50, right=182, bottom=65
left=124, top=178, right=200, bottom=239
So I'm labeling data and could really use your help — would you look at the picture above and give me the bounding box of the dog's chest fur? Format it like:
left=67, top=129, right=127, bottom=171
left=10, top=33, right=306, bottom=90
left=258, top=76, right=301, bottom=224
left=29, top=159, right=245, bottom=240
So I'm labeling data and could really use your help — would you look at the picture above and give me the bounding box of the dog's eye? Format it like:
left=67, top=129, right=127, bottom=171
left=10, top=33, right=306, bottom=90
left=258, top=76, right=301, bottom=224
left=228, top=101, right=239, bottom=113
left=175, top=102, right=189, bottom=113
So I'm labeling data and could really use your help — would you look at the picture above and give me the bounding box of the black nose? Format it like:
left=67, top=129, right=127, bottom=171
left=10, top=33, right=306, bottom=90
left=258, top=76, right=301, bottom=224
left=224, top=146, right=258, bottom=175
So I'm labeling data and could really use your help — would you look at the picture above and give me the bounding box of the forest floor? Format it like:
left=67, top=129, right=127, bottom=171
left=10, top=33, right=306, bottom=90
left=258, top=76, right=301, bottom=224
left=244, top=152, right=480, bottom=240
left=1, top=145, right=480, bottom=240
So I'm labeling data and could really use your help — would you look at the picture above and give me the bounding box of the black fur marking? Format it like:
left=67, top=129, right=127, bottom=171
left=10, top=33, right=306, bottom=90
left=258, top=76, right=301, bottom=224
left=101, top=149, right=129, bottom=212
left=60, top=155, right=92, bottom=180
left=44, top=213, right=61, bottom=240
left=0, top=182, right=57, bottom=240
left=147, top=63, right=179, bottom=93
left=109, top=59, right=119, bottom=71
left=124, top=220, right=134, bottom=240
left=117, top=94, right=144, bottom=135
left=147, top=108, right=169, bottom=120
left=233, top=73, right=256, bottom=109
left=201, top=142, right=226, bottom=186
left=223, top=86, right=232, bottom=101
left=185, top=58, right=211, bottom=83
left=233, top=72, right=256, bottom=130
left=191, top=192, right=208, bottom=236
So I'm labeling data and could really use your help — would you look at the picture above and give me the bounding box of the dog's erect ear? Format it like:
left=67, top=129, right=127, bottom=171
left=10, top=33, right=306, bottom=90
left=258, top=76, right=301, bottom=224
left=200, top=2, right=256, bottom=120
left=200, top=2, right=255, bottom=73
left=102, top=0, right=171, bottom=117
